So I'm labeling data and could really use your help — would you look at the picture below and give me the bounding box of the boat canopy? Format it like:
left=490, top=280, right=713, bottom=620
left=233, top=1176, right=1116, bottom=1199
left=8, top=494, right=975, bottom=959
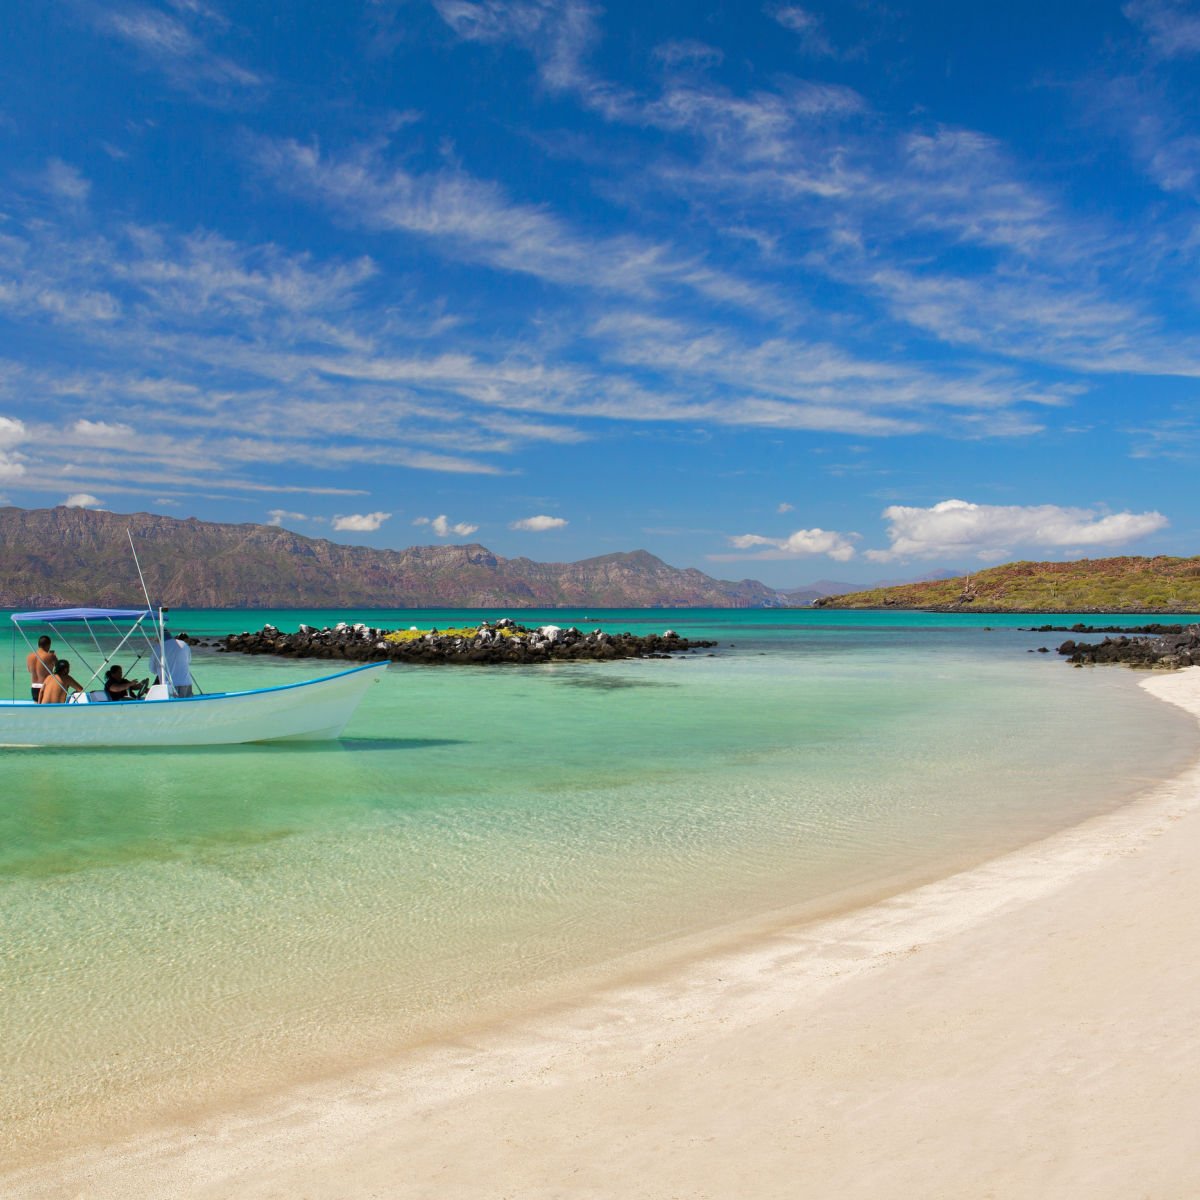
left=10, top=607, right=153, bottom=624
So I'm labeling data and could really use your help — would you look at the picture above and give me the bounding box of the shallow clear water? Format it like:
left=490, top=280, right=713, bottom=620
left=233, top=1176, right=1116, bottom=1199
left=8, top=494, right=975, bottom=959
left=2, top=608, right=1198, bottom=1156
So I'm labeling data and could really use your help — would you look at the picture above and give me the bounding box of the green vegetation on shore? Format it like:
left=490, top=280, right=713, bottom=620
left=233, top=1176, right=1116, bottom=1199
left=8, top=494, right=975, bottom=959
left=814, top=556, right=1200, bottom=612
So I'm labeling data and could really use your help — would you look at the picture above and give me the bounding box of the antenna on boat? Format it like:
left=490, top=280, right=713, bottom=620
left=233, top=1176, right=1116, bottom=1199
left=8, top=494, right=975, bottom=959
left=128, top=530, right=153, bottom=614
left=128, top=529, right=168, bottom=692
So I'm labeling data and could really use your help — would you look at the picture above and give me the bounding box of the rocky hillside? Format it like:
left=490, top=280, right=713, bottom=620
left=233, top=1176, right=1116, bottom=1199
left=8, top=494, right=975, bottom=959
left=0, top=507, right=781, bottom=609
left=813, top=557, right=1200, bottom=612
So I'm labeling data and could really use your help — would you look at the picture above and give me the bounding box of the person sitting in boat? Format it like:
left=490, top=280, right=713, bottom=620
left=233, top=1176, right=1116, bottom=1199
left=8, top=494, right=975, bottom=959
left=38, top=660, right=83, bottom=704
left=104, top=664, right=148, bottom=701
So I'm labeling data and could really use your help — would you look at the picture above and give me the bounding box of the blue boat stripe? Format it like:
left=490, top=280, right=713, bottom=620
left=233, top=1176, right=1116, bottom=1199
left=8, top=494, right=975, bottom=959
left=1, top=660, right=388, bottom=710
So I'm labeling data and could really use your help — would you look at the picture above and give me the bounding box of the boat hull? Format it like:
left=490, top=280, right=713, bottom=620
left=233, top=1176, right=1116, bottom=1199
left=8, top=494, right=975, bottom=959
left=0, top=662, right=388, bottom=747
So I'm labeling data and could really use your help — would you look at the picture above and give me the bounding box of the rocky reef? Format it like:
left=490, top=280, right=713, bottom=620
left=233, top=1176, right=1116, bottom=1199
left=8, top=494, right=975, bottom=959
left=1028, top=623, right=1188, bottom=635
left=1057, top=625, right=1200, bottom=668
left=206, top=619, right=716, bottom=665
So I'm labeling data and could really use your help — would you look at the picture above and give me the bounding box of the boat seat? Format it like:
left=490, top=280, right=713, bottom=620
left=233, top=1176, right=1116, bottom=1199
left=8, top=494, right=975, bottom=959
left=86, top=691, right=109, bottom=703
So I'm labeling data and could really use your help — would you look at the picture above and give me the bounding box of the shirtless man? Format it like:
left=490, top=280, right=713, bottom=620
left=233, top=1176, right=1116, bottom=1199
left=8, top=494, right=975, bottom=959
left=26, top=635, right=56, bottom=701
left=38, top=659, right=83, bottom=704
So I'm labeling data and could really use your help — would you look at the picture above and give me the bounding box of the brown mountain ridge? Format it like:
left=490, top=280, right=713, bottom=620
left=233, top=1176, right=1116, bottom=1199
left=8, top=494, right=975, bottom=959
left=0, top=507, right=783, bottom=609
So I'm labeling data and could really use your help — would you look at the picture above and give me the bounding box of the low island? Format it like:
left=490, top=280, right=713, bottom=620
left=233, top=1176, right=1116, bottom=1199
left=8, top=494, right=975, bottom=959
left=814, top=556, right=1200, bottom=612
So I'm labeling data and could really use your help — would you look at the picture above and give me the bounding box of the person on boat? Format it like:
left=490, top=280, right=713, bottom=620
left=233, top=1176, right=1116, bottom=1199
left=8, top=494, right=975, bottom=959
left=38, top=660, right=83, bottom=704
left=104, top=664, right=148, bottom=701
left=26, top=635, right=56, bottom=701
left=152, top=632, right=193, bottom=697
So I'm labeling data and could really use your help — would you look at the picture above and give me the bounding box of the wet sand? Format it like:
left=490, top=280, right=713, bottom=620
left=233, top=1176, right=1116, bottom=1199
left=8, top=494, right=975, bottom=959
left=8, top=669, right=1200, bottom=1199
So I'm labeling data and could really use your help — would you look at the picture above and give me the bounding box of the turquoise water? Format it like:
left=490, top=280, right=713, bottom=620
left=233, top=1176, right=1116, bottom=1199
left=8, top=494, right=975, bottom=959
left=3, top=608, right=1198, bottom=1159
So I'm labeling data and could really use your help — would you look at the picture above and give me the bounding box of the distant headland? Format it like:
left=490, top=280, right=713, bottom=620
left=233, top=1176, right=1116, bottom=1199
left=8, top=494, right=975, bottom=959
left=814, top=557, right=1200, bottom=613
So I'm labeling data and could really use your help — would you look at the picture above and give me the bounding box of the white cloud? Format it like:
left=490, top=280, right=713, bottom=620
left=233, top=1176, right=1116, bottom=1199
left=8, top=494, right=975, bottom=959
left=267, top=508, right=310, bottom=526
left=510, top=514, right=568, bottom=531
left=0, top=455, right=26, bottom=481
left=776, top=501, right=793, bottom=513
left=152, top=497, right=180, bottom=506
left=726, top=527, right=859, bottom=561
left=865, top=499, right=1170, bottom=563
left=332, top=511, right=391, bottom=532
left=0, top=415, right=27, bottom=448
left=417, top=513, right=480, bottom=537
left=63, top=492, right=104, bottom=508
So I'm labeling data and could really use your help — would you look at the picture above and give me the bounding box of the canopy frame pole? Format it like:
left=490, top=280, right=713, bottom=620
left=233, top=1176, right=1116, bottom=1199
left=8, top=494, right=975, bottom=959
left=73, top=615, right=148, bottom=695
left=64, top=617, right=106, bottom=686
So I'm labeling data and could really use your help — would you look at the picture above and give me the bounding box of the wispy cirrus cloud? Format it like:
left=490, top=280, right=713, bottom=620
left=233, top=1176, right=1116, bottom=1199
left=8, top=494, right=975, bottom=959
left=433, top=0, right=608, bottom=101
left=1077, top=69, right=1200, bottom=203
left=0, top=173, right=1095, bottom=517
left=767, top=5, right=845, bottom=59
left=1124, top=0, right=1200, bottom=58
left=430, top=0, right=1188, bottom=384
left=6, top=3, right=1195, bottom=555
left=88, top=1, right=266, bottom=101
left=1127, top=410, right=1200, bottom=459
left=588, top=310, right=1072, bottom=435
left=251, top=135, right=781, bottom=311
left=24, top=158, right=92, bottom=208
left=651, top=39, right=723, bottom=70
left=854, top=265, right=1200, bottom=376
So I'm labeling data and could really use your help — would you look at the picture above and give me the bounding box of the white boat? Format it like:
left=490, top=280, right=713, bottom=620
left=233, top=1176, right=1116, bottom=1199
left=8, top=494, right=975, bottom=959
left=3, top=607, right=387, bottom=747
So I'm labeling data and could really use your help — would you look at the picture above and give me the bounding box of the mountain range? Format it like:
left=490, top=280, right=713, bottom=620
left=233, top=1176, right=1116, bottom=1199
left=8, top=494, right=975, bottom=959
left=0, top=507, right=787, bottom=609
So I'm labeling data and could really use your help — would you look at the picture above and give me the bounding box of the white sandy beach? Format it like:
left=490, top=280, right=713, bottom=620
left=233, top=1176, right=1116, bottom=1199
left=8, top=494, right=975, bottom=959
left=10, top=668, right=1200, bottom=1199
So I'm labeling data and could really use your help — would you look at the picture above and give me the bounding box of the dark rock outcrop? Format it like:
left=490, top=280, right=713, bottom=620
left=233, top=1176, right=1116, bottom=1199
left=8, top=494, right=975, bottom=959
left=1029, top=623, right=1185, bottom=634
left=1057, top=625, right=1200, bottom=668
left=206, top=620, right=717, bottom=665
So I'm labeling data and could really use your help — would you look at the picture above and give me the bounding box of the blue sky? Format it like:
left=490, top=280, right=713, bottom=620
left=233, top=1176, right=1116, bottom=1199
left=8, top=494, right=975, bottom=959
left=1, top=0, right=1198, bottom=586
